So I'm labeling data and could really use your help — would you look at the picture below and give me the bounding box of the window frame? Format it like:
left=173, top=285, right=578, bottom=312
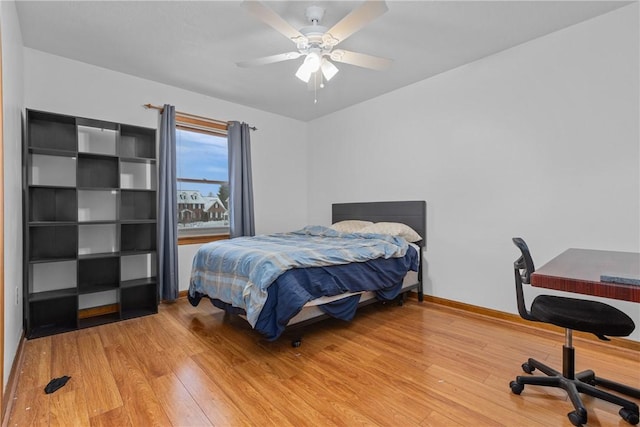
left=175, top=114, right=230, bottom=245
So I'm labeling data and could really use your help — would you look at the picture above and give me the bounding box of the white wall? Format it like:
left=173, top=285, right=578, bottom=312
left=13, top=3, right=640, bottom=356
left=1, top=0, right=24, bottom=389
left=307, top=5, right=640, bottom=340
left=23, top=48, right=310, bottom=295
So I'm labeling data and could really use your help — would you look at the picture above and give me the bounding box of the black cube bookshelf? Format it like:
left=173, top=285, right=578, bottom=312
left=24, top=109, right=158, bottom=338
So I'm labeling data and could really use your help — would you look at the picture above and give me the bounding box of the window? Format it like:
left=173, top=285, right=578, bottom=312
left=175, top=114, right=229, bottom=244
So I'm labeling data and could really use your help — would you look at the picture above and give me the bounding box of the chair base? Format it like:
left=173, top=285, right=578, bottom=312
left=510, top=357, right=640, bottom=426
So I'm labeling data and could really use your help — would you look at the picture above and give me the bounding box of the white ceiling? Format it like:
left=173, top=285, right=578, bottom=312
left=16, top=1, right=631, bottom=122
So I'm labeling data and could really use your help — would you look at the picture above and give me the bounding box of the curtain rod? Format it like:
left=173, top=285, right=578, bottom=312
left=143, top=103, right=257, bottom=131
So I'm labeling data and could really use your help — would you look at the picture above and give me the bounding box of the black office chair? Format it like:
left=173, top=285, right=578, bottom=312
left=509, top=238, right=640, bottom=426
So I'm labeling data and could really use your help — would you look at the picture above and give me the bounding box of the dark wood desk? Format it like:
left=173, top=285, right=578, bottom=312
left=531, top=249, right=640, bottom=303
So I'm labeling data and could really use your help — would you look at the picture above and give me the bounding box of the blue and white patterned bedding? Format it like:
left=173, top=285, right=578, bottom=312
left=188, top=225, right=414, bottom=328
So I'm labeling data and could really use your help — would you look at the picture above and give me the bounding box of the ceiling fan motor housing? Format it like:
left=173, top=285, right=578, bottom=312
left=295, top=5, right=340, bottom=55
left=305, top=5, right=325, bottom=24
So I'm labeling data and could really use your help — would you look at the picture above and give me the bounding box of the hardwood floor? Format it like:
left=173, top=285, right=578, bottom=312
left=6, top=298, right=640, bottom=426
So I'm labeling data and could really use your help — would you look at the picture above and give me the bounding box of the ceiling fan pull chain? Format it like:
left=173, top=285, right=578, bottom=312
left=314, top=72, right=318, bottom=104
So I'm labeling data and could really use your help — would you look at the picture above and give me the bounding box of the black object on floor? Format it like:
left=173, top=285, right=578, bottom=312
left=44, top=376, right=71, bottom=394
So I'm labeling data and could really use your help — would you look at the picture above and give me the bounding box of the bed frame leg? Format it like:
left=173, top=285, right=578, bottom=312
left=418, top=260, right=425, bottom=303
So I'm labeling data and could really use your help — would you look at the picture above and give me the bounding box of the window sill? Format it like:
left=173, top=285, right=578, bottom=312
left=178, top=234, right=229, bottom=246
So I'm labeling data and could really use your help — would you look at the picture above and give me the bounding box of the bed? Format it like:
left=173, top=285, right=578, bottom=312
left=188, top=200, right=426, bottom=345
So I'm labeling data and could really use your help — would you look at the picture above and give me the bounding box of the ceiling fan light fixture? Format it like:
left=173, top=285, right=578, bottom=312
left=305, top=51, right=322, bottom=72
left=321, top=59, right=339, bottom=81
left=295, top=62, right=313, bottom=82
left=295, top=51, right=323, bottom=83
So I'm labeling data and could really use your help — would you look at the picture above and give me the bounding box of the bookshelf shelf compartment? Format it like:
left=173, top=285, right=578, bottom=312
left=121, top=223, right=156, bottom=252
left=121, top=253, right=156, bottom=282
left=120, top=125, right=156, bottom=160
left=120, top=161, right=156, bottom=190
left=77, top=155, right=118, bottom=188
left=78, top=290, right=118, bottom=316
left=29, top=187, right=77, bottom=222
left=29, top=296, right=78, bottom=339
left=77, top=124, right=117, bottom=156
left=24, top=109, right=158, bottom=339
left=78, top=190, right=118, bottom=222
left=28, top=261, right=77, bottom=295
left=121, top=190, right=156, bottom=221
left=78, top=257, right=119, bottom=295
left=28, top=111, right=77, bottom=152
left=30, top=154, right=76, bottom=187
left=121, top=284, right=158, bottom=319
left=29, top=225, right=77, bottom=262
left=78, top=224, right=118, bottom=256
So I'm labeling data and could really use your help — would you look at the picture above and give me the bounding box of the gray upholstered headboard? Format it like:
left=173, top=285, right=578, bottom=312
left=331, top=201, right=427, bottom=248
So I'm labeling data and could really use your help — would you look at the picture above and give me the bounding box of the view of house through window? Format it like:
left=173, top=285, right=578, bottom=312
left=176, top=125, right=229, bottom=237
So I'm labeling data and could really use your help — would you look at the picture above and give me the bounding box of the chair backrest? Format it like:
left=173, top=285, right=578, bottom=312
left=512, top=237, right=538, bottom=322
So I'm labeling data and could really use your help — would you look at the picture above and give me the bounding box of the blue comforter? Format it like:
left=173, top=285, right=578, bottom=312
left=252, top=249, right=418, bottom=339
left=189, top=225, right=416, bottom=329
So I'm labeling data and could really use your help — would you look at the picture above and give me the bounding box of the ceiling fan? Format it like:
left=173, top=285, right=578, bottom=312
left=237, top=1, right=392, bottom=88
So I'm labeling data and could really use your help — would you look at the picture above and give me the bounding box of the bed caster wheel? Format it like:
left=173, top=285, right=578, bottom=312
left=291, top=339, right=302, bottom=348
left=568, top=409, right=587, bottom=426
left=521, top=362, right=534, bottom=374
left=398, top=298, right=404, bottom=306
left=509, top=381, right=524, bottom=395
left=620, top=408, right=639, bottom=425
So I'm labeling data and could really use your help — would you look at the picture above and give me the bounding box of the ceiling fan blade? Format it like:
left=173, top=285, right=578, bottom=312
left=331, top=50, right=392, bottom=71
left=242, top=1, right=305, bottom=41
left=237, top=52, right=302, bottom=68
left=326, top=0, right=388, bottom=44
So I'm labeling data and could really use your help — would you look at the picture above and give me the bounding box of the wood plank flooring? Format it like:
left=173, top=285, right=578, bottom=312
left=6, top=298, right=640, bottom=426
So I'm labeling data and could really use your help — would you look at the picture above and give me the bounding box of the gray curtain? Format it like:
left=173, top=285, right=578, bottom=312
left=158, top=104, right=179, bottom=301
left=228, top=121, right=255, bottom=238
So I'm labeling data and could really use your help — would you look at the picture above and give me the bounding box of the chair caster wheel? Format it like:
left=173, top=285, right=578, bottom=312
left=568, top=409, right=587, bottom=426
left=509, top=380, right=524, bottom=395
left=619, top=408, right=640, bottom=425
left=291, top=339, right=302, bottom=348
left=577, top=370, right=596, bottom=385
left=522, top=362, right=534, bottom=374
